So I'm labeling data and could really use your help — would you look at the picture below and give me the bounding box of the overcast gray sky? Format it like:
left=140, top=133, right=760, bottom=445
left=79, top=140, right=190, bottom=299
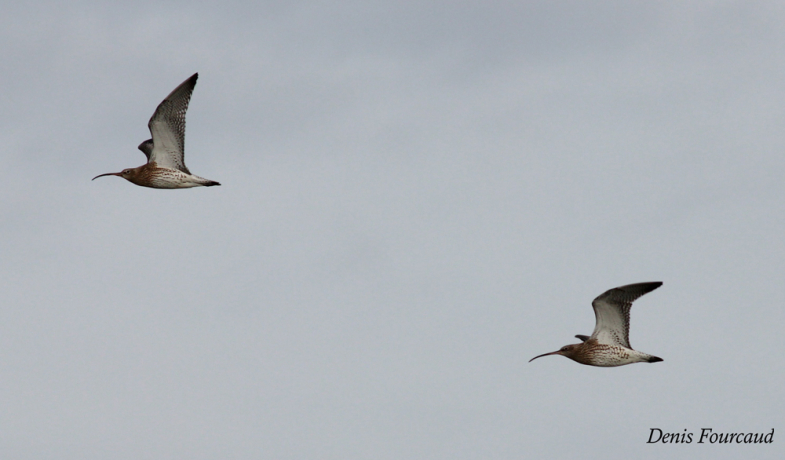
left=1, top=1, right=783, bottom=459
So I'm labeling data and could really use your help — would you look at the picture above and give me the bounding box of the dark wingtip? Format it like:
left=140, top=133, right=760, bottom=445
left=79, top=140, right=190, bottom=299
left=641, top=281, right=663, bottom=291
left=138, top=139, right=154, bottom=159
left=203, top=181, right=220, bottom=187
left=648, top=356, right=663, bottom=363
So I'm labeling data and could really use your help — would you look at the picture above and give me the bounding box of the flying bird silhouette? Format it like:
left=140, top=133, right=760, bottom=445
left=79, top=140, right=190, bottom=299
left=93, top=73, right=220, bottom=188
left=530, top=282, right=664, bottom=367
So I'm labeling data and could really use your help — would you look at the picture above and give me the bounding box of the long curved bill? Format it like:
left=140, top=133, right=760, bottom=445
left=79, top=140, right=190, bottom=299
left=92, top=172, right=122, bottom=180
left=529, top=351, right=561, bottom=362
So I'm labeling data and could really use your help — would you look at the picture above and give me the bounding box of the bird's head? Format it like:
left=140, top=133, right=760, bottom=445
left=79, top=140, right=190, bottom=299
left=92, top=167, right=142, bottom=183
left=529, top=343, right=581, bottom=362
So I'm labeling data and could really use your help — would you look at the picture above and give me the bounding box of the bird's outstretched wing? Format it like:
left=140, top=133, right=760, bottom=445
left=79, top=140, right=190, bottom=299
left=589, top=282, right=662, bottom=348
left=146, top=73, right=198, bottom=173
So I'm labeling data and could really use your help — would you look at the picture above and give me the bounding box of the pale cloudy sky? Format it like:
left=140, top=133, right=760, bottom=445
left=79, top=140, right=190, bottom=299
left=1, top=2, right=783, bottom=459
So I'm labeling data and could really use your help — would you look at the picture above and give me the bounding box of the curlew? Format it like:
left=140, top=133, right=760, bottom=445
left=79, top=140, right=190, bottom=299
left=530, top=282, right=664, bottom=367
left=92, top=73, right=220, bottom=189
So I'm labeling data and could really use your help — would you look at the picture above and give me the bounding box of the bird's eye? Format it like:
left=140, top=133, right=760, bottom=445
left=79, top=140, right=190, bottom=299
left=123, top=170, right=130, bottom=174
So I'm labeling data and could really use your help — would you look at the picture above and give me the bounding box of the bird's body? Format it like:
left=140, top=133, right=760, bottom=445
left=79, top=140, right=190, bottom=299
left=111, top=160, right=218, bottom=189
left=530, top=282, right=664, bottom=367
left=93, top=73, right=220, bottom=189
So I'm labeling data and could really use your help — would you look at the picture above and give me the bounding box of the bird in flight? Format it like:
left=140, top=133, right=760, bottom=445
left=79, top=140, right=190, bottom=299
left=93, top=73, right=220, bottom=189
left=530, top=282, right=664, bottom=367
